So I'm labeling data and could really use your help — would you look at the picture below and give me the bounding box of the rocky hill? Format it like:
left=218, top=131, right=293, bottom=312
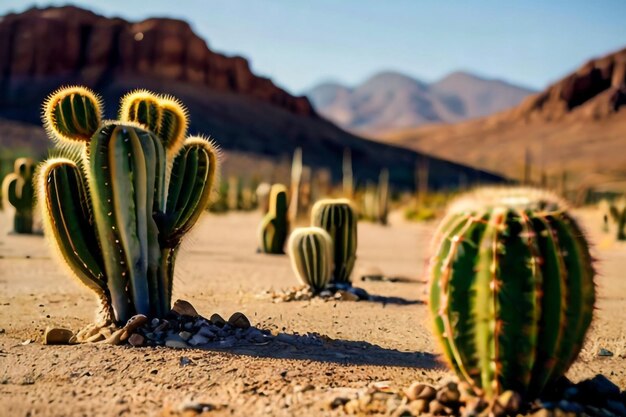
left=384, top=47, right=626, bottom=190
left=0, top=6, right=504, bottom=190
left=307, top=71, right=533, bottom=134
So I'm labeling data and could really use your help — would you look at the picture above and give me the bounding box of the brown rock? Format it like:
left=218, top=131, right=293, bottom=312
left=404, top=383, right=437, bottom=402
left=104, top=329, right=125, bottom=345
left=210, top=314, right=227, bottom=327
left=123, top=314, right=148, bottom=334
left=436, top=382, right=460, bottom=404
left=228, top=312, right=251, bottom=330
left=407, top=399, right=429, bottom=414
left=171, top=300, right=199, bottom=317
left=43, top=327, right=74, bottom=345
left=128, top=333, right=145, bottom=347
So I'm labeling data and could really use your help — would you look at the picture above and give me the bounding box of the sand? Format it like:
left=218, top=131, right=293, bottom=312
left=0, top=209, right=624, bottom=416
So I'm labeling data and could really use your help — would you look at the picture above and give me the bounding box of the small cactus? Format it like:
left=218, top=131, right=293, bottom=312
left=258, top=184, right=289, bottom=254
left=609, top=198, right=626, bottom=240
left=427, top=187, right=595, bottom=399
left=288, top=227, right=333, bottom=293
left=38, top=86, right=219, bottom=324
left=311, top=199, right=357, bottom=284
left=2, top=158, right=35, bottom=233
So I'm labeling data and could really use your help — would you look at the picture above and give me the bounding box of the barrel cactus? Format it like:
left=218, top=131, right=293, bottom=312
left=258, top=184, right=289, bottom=254
left=288, top=227, right=333, bottom=293
left=311, top=199, right=357, bottom=284
left=428, top=187, right=595, bottom=399
left=37, top=86, right=219, bottom=325
left=2, top=158, right=35, bottom=233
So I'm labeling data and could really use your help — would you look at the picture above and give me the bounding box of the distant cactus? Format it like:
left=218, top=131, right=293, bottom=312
left=289, top=147, right=303, bottom=222
left=360, top=169, right=390, bottom=225
left=258, top=184, right=289, bottom=254
left=288, top=227, right=333, bottom=292
left=342, top=149, right=353, bottom=199
left=428, top=187, right=595, bottom=399
left=311, top=199, right=357, bottom=284
left=2, top=158, right=35, bottom=233
left=609, top=198, right=626, bottom=240
left=37, top=86, right=219, bottom=324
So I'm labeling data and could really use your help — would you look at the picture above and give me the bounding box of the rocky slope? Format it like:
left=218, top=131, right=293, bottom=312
left=307, top=71, right=533, bottom=134
left=384, top=47, right=626, bottom=190
left=0, top=6, right=503, bottom=189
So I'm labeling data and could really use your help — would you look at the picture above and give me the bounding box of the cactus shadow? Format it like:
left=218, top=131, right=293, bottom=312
left=191, top=331, right=440, bottom=369
left=363, top=294, right=423, bottom=306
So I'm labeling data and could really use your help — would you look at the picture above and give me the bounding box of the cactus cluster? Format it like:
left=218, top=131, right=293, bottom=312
left=2, top=158, right=35, bottom=233
left=360, top=169, right=390, bottom=225
left=38, top=86, right=219, bottom=324
left=427, top=187, right=595, bottom=399
left=288, top=227, right=333, bottom=292
left=258, top=184, right=289, bottom=253
left=311, top=199, right=357, bottom=284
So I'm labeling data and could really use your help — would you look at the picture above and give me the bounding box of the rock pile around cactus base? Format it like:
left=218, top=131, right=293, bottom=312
left=264, top=284, right=370, bottom=303
left=324, top=375, right=626, bottom=417
left=44, top=299, right=273, bottom=348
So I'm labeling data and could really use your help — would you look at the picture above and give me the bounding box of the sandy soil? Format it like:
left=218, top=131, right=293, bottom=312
left=0, top=209, right=624, bottom=416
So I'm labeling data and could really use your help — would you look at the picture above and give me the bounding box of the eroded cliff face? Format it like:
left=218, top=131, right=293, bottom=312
left=514, top=48, right=626, bottom=121
left=0, top=6, right=314, bottom=116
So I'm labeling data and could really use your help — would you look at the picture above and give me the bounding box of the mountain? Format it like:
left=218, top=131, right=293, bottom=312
left=0, top=6, right=504, bottom=190
left=383, top=47, right=626, bottom=190
left=307, top=71, right=534, bottom=134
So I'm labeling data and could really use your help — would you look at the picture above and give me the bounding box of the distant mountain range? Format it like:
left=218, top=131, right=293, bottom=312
left=383, top=47, right=626, bottom=190
left=0, top=6, right=504, bottom=190
left=307, top=71, right=535, bottom=134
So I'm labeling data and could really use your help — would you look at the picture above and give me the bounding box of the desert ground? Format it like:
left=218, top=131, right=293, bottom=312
left=0, top=209, right=624, bottom=416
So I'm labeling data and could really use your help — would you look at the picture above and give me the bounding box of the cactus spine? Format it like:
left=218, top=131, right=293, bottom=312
left=311, top=199, right=357, bottom=284
left=258, top=184, right=289, bottom=254
left=427, top=187, right=595, bottom=399
left=2, top=158, right=35, bottom=233
left=38, top=86, right=218, bottom=324
left=288, top=227, right=333, bottom=292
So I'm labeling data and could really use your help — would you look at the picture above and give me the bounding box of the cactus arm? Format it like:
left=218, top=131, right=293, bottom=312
left=3, top=174, right=18, bottom=207
left=43, top=86, right=102, bottom=144
left=39, top=159, right=107, bottom=291
left=528, top=215, right=567, bottom=393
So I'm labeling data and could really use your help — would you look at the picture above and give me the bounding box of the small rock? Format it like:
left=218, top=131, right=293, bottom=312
left=494, top=390, right=522, bottom=415
left=405, top=383, right=437, bottom=401
left=428, top=399, right=450, bottom=415
left=178, top=401, right=215, bottom=413
left=188, top=334, right=209, bottom=346
left=43, top=327, right=74, bottom=345
left=104, top=329, right=125, bottom=345
left=337, top=290, right=359, bottom=302
left=436, top=382, right=460, bottom=405
left=407, top=399, right=429, bottom=414
left=165, top=340, right=188, bottom=349
left=179, top=356, right=192, bottom=366
left=123, top=314, right=148, bottom=334
left=178, top=331, right=192, bottom=341
left=325, top=396, right=350, bottom=410
left=0, top=328, right=5, bottom=334
left=128, top=333, right=145, bottom=347
left=228, top=312, right=251, bottom=329
left=150, top=318, right=160, bottom=328
left=154, top=321, right=170, bottom=333
left=210, top=313, right=227, bottom=327
left=598, top=348, right=614, bottom=357
left=197, top=327, right=216, bottom=339
left=319, top=290, right=333, bottom=298
left=171, top=299, right=199, bottom=317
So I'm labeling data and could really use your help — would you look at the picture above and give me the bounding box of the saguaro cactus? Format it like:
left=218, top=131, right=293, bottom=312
left=38, top=86, right=218, bottom=324
left=311, top=199, right=357, bottom=284
left=2, top=158, right=35, bottom=233
left=288, top=227, right=333, bottom=293
left=427, top=187, right=595, bottom=399
left=609, top=198, right=626, bottom=240
left=258, top=184, right=289, bottom=254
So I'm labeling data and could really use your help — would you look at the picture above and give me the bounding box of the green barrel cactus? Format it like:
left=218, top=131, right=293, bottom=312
left=288, top=227, right=333, bottom=293
left=427, top=187, right=595, bottom=399
left=258, top=184, right=289, bottom=254
left=2, top=158, right=35, bottom=233
left=37, top=86, right=219, bottom=324
left=311, top=199, right=357, bottom=284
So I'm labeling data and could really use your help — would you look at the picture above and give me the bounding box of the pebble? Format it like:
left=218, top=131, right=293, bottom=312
left=43, top=327, right=74, bottom=345
left=128, top=333, right=145, bottom=347
left=197, top=326, right=216, bottom=339
left=178, top=331, right=192, bottom=341
left=436, top=381, right=460, bottom=405
left=165, top=340, right=188, bottom=349
left=598, top=348, right=614, bottom=357
left=171, top=299, right=199, bottom=317
left=210, top=313, right=227, bottom=327
left=336, top=290, right=359, bottom=302
left=408, top=399, right=429, bottom=414
left=228, top=312, right=251, bottom=329
left=188, top=334, right=209, bottom=346
left=123, top=314, right=148, bottom=334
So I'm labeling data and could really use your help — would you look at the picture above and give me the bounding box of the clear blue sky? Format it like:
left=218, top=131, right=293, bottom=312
left=2, top=1, right=625, bottom=94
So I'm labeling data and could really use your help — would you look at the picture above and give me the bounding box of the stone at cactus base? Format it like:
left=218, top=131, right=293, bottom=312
left=123, top=314, right=148, bottom=334
left=171, top=299, right=199, bottom=317
left=210, top=313, right=227, bottom=327
left=43, top=327, right=74, bottom=345
left=128, top=333, right=145, bottom=347
left=228, top=312, right=251, bottom=329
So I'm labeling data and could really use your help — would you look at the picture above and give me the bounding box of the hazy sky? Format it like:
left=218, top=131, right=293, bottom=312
left=2, top=1, right=625, bottom=94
